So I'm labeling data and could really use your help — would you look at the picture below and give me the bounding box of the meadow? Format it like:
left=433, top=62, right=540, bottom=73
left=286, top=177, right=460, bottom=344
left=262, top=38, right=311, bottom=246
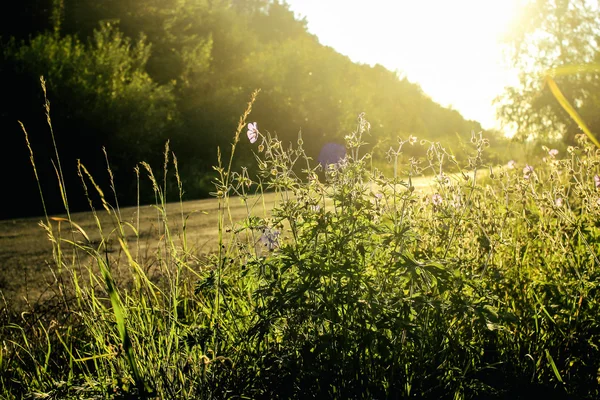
left=1, top=101, right=600, bottom=399
left=0, top=169, right=438, bottom=312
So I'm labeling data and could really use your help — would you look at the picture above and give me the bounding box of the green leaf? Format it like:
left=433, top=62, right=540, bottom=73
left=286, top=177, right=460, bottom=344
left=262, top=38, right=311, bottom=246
left=545, top=349, right=564, bottom=384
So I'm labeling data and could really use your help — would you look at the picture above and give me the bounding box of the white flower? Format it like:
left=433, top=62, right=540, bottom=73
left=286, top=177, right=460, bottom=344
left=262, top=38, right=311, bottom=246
left=555, top=197, right=563, bottom=207
left=437, top=173, right=450, bottom=185
left=247, top=122, right=259, bottom=144
left=451, top=194, right=463, bottom=208
left=431, top=193, right=443, bottom=206
left=507, top=160, right=516, bottom=169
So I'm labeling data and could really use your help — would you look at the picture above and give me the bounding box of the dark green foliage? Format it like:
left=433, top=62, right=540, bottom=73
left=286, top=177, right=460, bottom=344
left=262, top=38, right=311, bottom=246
left=1, top=24, right=178, bottom=218
left=211, top=128, right=600, bottom=399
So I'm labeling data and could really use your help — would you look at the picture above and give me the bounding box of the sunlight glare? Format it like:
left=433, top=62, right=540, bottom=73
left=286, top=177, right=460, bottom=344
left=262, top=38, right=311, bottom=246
left=287, top=0, right=523, bottom=132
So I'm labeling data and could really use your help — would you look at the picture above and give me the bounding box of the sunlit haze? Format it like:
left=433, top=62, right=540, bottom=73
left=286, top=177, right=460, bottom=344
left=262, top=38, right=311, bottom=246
left=286, top=0, right=522, bottom=133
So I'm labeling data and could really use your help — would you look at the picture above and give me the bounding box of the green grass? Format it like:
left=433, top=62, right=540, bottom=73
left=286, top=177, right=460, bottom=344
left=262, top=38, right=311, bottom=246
left=0, top=172, right=443, bottom=312
left=1, top=99, right=599, bottom=399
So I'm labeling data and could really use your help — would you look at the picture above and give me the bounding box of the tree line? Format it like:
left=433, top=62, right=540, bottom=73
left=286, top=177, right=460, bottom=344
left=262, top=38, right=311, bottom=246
left=0, top=0, right=519, bottom=219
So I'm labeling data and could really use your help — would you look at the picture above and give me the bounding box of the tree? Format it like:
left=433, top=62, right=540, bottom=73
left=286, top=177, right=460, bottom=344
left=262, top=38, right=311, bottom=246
left=496, top=0, right=600, bottom=143
left=1, top=23, right=178, bottom=217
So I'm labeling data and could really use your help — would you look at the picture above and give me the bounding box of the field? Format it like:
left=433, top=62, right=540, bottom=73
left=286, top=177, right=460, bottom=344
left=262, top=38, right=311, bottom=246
left=2, top=122, right=600, bottom=399
left=0, top=176, right=437, bottom=311
left=0, top=192, right=276, bottom=311
left=2, top=1, right=599, bottom=397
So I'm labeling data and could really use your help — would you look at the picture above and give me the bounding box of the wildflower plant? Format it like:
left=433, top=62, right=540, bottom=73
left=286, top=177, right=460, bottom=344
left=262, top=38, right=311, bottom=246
left=3, top=92, right=600, bottom=400
left=202, top=113, right=600, bottom=398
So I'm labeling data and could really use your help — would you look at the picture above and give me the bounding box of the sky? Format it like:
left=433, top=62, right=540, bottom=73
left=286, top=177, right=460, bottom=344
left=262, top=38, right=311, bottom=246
left=285, top=0, right=522, bottom=132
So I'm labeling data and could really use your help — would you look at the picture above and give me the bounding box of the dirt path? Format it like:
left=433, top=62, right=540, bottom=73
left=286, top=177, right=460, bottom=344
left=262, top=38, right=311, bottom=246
left=0, top=173, right=443, bottom=309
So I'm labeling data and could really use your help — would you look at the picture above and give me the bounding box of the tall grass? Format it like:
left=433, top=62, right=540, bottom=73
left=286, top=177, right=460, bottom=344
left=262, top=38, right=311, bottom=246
left=1, top=87, right=600, bottom=399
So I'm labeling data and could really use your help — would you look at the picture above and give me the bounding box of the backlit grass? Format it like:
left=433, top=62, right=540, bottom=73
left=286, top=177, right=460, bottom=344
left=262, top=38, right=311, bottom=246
left=1, top=96, right=600, bottom=399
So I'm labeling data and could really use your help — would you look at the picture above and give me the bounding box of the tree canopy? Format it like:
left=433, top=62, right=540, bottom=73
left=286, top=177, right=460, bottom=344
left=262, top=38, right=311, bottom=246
left=496, top=0, right=600, bottom=143
left=0, top=0, right=485, bottom=219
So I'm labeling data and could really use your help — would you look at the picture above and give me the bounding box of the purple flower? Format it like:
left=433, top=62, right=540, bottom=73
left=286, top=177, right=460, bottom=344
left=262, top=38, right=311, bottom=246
left=247, top=122, right=259, bottom=144
left=260, top=227, right=280, bottom=251
left=549, top=149, right=559, bottom=157
left=523, top=165, right=534, bottom=179
left=594, top=174, right=600, bottom=189
left=432, top=193, right=443, bottom=206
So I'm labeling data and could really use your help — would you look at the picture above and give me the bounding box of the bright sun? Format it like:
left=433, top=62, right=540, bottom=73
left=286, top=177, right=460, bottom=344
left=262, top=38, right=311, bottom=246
left=287, top=0, right=522, bottom=132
